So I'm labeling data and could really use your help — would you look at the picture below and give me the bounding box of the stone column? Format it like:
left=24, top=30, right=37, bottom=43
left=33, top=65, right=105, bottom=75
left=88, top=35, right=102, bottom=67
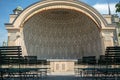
left=102, top=30, right=114, bottom=49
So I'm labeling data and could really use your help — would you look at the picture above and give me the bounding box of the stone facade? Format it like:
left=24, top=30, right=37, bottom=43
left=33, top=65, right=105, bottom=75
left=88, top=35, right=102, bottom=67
left=49, top=59, right=75, bottom=75
left=5, top=0, right=116, bottom=59
left=5, top=0, right=117, bottom=74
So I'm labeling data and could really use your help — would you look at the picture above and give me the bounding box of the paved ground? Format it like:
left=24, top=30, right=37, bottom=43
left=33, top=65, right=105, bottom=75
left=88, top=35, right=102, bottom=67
left=1, top=76, right=120, bottom=80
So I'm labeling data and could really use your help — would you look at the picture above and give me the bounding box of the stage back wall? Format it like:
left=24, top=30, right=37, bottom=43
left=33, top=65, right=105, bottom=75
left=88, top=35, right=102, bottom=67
left=23, top=9, right=102, bottom=59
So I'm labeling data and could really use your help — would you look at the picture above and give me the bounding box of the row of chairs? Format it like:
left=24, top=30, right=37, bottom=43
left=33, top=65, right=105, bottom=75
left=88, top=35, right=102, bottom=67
left=0, top=46, right=49, bottom=65
left=0, top=46, right=49, bottom=80
left=75, top=46, right=120, bottom=80
left=77, top=47, right=120, bottom=65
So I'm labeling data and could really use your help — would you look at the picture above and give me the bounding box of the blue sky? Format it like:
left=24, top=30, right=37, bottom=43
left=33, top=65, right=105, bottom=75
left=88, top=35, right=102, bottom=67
left=0, top=0, right=119, bottom=46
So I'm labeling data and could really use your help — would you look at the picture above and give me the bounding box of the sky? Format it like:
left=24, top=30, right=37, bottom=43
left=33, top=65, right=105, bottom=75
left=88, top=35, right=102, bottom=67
left=0, top=0, right=119, bottom=46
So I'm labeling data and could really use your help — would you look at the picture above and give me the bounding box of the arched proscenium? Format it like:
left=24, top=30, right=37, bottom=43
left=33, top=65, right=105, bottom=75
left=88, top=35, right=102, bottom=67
left=23, top=8, right=103, bottom=59
left=13, top=0, right=107, bottom=29
left=11, top=0, right=106, bottom=59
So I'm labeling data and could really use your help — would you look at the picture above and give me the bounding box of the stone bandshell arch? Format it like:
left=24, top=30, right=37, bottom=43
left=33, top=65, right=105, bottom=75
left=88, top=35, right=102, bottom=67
left=6, top=0, right=115, bottom=59
left=13, top=0, right=107, bottom=29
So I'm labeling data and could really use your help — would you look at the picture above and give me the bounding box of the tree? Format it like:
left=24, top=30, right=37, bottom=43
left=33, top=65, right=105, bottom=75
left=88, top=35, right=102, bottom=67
left=116, top=1, right=120, bottom=13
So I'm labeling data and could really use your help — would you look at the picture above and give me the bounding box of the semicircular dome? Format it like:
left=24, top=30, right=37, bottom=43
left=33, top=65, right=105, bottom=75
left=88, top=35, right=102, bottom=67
left=23, top=8, right=102, bottom=59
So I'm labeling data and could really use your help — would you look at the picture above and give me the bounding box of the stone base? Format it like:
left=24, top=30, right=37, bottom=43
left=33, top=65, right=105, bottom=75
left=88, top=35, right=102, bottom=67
left=50, top=71, right=75, bottom=76
left=48, top=59, right=76, bottom=75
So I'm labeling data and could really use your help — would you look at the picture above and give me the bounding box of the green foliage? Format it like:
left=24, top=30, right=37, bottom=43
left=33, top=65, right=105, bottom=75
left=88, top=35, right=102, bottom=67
left=116, top=2, right=120, bottom=13
left=119, top=32, right=120, bottom=37
left=117, top=22, right=120, bottom=27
